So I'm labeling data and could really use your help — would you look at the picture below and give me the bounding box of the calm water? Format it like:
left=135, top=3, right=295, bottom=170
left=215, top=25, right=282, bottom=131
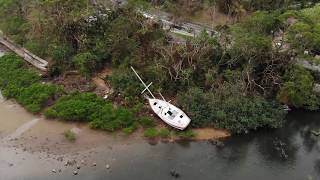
left=1, top=110, right=319, bottom=180
left=69, top=110, right=320, bottom=180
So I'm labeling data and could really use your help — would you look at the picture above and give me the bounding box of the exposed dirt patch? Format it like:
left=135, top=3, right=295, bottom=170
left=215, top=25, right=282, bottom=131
left=53, top=73, right=95, bottom=93
left=13, top=119, right=142, bottom=155
left=192, top=128, right=230, bottom=140
left=92, top=65, right=113, bottom=97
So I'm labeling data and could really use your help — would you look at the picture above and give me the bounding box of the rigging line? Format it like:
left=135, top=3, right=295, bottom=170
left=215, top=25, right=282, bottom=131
left=131, top=66, right=156, bottom=99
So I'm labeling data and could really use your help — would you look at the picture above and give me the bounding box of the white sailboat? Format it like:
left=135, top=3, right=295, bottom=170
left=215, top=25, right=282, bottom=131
left=131, top=66, right=191, bottom=130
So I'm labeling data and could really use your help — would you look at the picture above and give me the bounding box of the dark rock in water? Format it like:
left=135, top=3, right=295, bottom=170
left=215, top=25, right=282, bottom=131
left=73, top=170, right=78, bottom=175
left=216, top=141, right=225, bottom=148
left=8, top=163, right=13, bottom=167
left=76, top=164, right=81, bottom=169
left=170, top=170, right=181, bottom=178
left=93, top=162, right=97, bottom=166
left=65, top=160, right=77, bottom=166
left=208, top=139, right=225, bottom=148
left=311, top=130, right=320, bottom=136
left=273, top=139, right=288, bottom=160
left=57, top=156, right=64, bottom=162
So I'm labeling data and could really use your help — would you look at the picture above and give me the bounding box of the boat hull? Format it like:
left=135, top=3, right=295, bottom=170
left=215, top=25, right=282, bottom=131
left=148, top=99, right=191, bottom=130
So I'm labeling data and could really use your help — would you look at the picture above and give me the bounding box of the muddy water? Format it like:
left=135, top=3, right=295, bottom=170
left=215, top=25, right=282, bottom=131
left=0, top=95, right=320, bottom=180
left=0, top=99, right=37, bottom=138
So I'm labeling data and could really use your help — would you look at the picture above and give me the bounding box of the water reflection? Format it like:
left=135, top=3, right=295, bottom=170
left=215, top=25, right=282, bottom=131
left=217, top=135, right=253, bottom=163
left=301, top=128, right=319, bottom=153
left=1, top=103, right=320, bottom=180
left=314, top=159, right=320, bottom=174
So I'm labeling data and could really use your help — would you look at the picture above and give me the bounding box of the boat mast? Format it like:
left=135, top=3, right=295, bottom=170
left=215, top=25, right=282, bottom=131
left=131, top=66, right=156, bottom=99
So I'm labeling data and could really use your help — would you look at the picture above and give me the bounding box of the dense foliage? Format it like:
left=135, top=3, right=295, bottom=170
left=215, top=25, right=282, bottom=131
left=2, top=0, right=320, bottom=134
left=89, top=103, right=135, bottom=131
left=0, top=54, right=61, bottom=113
left=283, top=5, right=320, bottom=55
left=45, top=93, right=142, bottom=132
left=0, top=54, right=149, bottom=132
left=45, top=93, right=106, bottom=121
left=17, top=83, right=62, bottom=113
left=178, top=87, right=286, bottom=134
left=136, top=0, right=319, bottom=18
left=278, top=65, right=320, bottom=110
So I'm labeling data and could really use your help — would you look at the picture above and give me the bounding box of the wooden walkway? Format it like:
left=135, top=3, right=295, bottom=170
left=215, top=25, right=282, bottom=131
left=0, top=36, right=48, bottom=71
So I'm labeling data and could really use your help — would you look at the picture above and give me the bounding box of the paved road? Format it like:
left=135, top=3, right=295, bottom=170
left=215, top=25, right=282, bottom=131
left=97, top=0, right=218, bottom=38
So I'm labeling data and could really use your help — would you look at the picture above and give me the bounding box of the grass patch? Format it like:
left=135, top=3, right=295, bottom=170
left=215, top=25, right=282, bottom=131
left=122, top=123, right=138, bottom=135
left=138, top=116, right=156, bottom=128
left=64, top=129, right=76, bottom=142
left=175, top=130, right=196, bottom=139
left=158, top=128, right=171, bottom=138
left=144, top=128, right=158, bottom=138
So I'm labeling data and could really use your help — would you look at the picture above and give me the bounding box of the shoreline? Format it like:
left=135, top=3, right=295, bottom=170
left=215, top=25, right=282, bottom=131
left=0, top=50, right=230, bottom=155
left=0, top=97, right=230, bottom=155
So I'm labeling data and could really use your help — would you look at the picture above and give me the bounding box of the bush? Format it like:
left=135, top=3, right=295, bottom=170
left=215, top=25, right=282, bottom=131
left=158, top=128, right=171, bottom=138
left=278, top=65, right=320, bottom=110
left=0, top=17, right=28, bottom=45
left=46, top=92, right=137, bottom=131
left=45, top=93, right=105, bottom=121
left=178, top=86, right=287, bottom=134
left=230, top=27, right=272, bottom=61
left=108, top=68, right=142, bottom=98
left=287, top=22, right=320, bottom=51
left=17, top=83, right=62, bottom=113
left=138, top=116, right=156, bottom=128
left=122, top=123, right=138, bottom=135
left=0, top=54, right=40, bottom=98
left=90, top=104, right=135, bottom=131
left=0, top=54, right=62, bottom=113
left=242, top=11, right=281, bottom=35
left=284, top=6, right=320, bottom=53
left=72, top=52, right=99, bottom=76
left=144, top=128, right=158, bottom=138
left=301, top=4, right=320, bottom=24
left=175, top=130, right=195, bottom=139
left=64, top=130, right=76, bottom=142
left=49, top=44, right=74, bottom=63
left=24, top=40, right=48, bottom=57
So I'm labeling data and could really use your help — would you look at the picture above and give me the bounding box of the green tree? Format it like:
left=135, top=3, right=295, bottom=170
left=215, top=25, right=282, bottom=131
left=278, top=65, right=320, bottom=110
left=72, top=52, right=98, bottom=76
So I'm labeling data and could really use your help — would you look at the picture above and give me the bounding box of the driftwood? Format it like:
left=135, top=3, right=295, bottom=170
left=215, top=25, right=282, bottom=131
left=0, top=36, right=48, bottom=71
left=311, top=130, right=320, bottom=136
